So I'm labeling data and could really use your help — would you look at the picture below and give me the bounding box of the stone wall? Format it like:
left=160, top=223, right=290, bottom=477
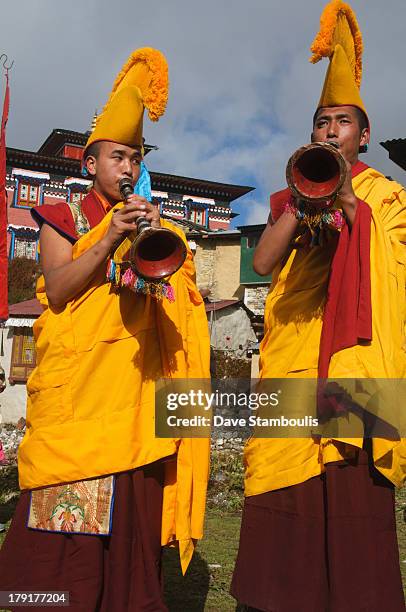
left=193, top=241, right=216, bottom=293
left=244, top=285, right=269, bottom=316
left=193, top=236, right=243, bottom=301
left=209, top=305, right=256, bottom=358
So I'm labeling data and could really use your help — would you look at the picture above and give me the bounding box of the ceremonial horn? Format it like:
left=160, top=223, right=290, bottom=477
left=119, top=178, right=187, bottom=280
left=286, top=142, right=347, bottom=206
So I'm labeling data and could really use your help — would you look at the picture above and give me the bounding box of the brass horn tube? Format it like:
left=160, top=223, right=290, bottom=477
left=119, top=178, right=187, bottom=280
left=286, top=142, right=347, bottom=206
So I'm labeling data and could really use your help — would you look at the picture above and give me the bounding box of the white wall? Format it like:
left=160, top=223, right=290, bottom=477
left=0, top=327, right=27, bottom=423
left=208, top=305, right=257, bottom=358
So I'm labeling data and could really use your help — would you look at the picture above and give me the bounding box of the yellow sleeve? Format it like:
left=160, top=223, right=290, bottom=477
left=376, top=183, right=406, bottom=253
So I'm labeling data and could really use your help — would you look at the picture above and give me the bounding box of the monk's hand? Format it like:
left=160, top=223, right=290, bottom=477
left=124, top=194, right=161, bottom=229
left=104, top=197, right=161, bottom=248
left=335, top=158, right=358, bottom=225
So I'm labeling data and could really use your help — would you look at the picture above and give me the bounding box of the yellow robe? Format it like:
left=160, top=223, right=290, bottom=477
left=244, top=165, right=406, bottom=496
left=18, top=210, right=211, bottom=573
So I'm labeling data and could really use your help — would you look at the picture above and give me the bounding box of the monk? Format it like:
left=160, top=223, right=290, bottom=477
left=231, top=3, right=406, bottom=611
left=0, top=48, right=210, bottom=611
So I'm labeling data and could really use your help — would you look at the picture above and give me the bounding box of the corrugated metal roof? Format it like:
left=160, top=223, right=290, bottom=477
left=205, top=299, right=240, bottom=312
left=8, top=298, right=43, bottom=316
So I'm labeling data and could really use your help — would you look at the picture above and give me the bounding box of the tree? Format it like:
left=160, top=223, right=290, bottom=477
left=8, top=258, right=42, bottom=305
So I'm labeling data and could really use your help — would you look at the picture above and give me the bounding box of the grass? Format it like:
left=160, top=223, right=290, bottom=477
left=396, top=485, right=406, bottom=588
left=1, top=457, right=406, bottom=611
left=163, top=509, right=243, bottom=612
left=0, top=465, right=19, bottom=549
left=163, top=449, right=245, bottom=610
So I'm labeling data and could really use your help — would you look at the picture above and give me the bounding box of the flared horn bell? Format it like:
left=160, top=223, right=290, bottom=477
left=286, top=142, right=347, bottom=206
left=129, top=225, right=187, bottom=280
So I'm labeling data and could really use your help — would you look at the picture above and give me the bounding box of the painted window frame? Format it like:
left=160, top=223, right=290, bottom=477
left=8, top=228, right=39, bottom=261
left=13, top=178, right=44, bottom=209
left=9, top=326, right=37, bottom=384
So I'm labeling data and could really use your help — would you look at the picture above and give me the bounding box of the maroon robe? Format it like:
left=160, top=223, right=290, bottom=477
left=231, top=442, right=404, bottom=612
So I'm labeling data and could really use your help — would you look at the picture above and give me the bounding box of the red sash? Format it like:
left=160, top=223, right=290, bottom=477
left=31, top=190, right=107, bottom=242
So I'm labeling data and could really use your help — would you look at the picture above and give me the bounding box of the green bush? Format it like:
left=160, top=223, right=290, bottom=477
left=211, top=350, right=251, bottom=379
left=208, top=449, right=244, bottom=511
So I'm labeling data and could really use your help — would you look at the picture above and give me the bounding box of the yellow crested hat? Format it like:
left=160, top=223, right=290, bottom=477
left=85, top=47, right=169, bottom=155
left=310, top=0, right=367, bottom=118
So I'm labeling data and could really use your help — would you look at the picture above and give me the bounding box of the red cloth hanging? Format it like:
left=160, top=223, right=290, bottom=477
left=318, top=199, right=372, bottom=378
left=0, top=71, right=10, bottom=322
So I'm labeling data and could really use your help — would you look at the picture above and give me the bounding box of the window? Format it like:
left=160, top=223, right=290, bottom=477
left=9, top=327, right=37, bottom=383
left=191, top=208, right=205, bottom=225
left=240, top=232, right=272, bottom=284
left=197, top=209, right=205, bottom=225
left=29, top=185, right=38, bottom=203
left=247, top=235, right=258, bottom=249
left=20, top=184, right=28, bottom=200
left=17, top=182, right=39, bottom=207
left=13, top=237, right=37, bottom=260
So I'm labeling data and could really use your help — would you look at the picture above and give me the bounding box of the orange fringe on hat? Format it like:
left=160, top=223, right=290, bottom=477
left=310, top=0, right=363, bottom=88
left=96, top=47, right=169, bottom=126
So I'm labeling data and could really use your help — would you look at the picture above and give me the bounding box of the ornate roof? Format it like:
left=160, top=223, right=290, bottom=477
left=7, top=145, right=254, bottom=201
left=380, top=139, right=406, bottom=172
left=36, top=128, right=156, bottom=157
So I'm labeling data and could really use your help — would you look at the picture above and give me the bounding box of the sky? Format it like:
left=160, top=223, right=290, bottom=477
left=1, top=0, right=405, bottom=226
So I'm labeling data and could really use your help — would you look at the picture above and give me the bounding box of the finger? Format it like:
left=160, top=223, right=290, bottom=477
left=135, top=202, right=155, bottom=213
left=127, top=202, right=147, bottom=211
left=125, top=193, right=147, bottom=200
left=125, top=195, right=149, bottom=206
left=128, top=196, right=154, bottom=209
left=135, top=196, right=149, bottom=205
left=111, top=221, right=137, bottom=235
left=112, top=215, right=146, bottom=231
left=119, top=212, right=147, bottom=224
left=116, top=203, right=140, bottom=213
left=117, top=222, right=138, bottom=232
left=117, top=205, right=147, bottom=217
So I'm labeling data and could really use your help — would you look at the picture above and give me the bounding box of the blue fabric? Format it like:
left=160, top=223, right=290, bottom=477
left=134, top=161, right=152, bottom=202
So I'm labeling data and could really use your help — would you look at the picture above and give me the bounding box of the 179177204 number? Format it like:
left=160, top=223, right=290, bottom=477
left=0, top=591, right=69, bottom=607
